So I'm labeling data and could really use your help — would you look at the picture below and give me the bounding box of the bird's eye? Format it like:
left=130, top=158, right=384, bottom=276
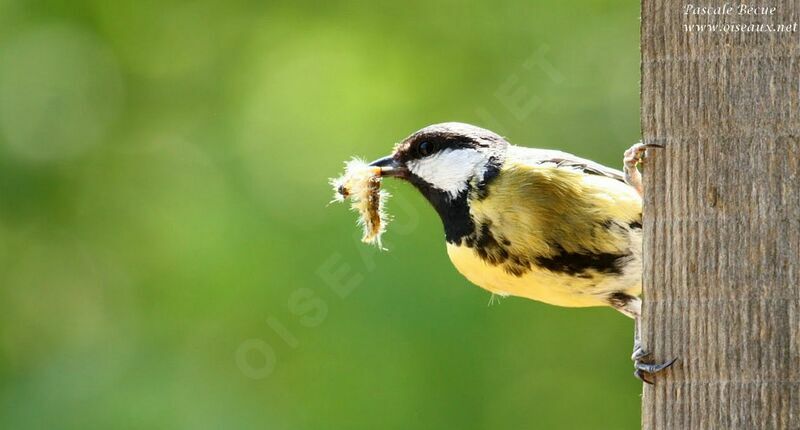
left=418, top=141, right=435, bottom=157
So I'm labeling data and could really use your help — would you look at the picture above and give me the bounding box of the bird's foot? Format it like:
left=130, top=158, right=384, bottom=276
left=632, top=346, right=677, bottom=384
left=623, top=143, right=647, bottom=167
left=623, top=142, right=663, bottom=196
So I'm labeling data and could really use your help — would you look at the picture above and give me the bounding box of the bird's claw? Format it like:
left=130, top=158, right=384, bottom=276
left=623, top=143, right=651, bottom=168
left=623, top=142, right=662, bottom=196
left=631, top=345, right=648, bottom=361
left=632, top=349, right=677, bottom=384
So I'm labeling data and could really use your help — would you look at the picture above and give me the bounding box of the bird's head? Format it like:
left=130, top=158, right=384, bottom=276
left=369, top=122, right=508, bottom=201
left=367, top=123, right=508, bottom=241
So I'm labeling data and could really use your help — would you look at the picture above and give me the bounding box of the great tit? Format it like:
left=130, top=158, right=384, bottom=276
left=367, top=122, right=675, bottom=382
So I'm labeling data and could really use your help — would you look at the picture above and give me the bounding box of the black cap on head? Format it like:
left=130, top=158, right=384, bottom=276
left=392, top=122, right=508, bottom=164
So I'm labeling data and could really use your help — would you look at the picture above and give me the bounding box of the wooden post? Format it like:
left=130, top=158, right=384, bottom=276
left=640, top=0, right=799, bottom=428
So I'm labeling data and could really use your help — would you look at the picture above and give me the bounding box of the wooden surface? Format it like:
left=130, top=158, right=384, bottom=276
left=640, top=0, right=800, bottom=428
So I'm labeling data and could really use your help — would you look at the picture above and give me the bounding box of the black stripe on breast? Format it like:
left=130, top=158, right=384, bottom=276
left=535, top=244, right=630, bottom=276
left=408, top=156, right=503, bottom=245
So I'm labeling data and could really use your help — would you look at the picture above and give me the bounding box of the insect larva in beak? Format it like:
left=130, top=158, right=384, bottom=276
left=330, top=158, right=391, bottom=249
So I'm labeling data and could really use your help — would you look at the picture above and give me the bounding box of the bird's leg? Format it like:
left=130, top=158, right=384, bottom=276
left=631, top=315, right=677, bottom=384
left=623, top=143, right=647, bottom=196
left=609, top=294, right=677, bottom=384
left=623, top=142, right=661, bottom=197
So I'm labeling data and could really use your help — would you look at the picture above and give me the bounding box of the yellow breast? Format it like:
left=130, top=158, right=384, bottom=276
left=447, top=243, right=628, bottom=307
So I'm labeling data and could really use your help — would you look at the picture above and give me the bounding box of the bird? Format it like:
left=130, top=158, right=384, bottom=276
left=365, top=122, right=675, bottom=383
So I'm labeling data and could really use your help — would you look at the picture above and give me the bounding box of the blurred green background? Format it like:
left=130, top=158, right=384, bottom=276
left=0, top=1, right=642, bottom=429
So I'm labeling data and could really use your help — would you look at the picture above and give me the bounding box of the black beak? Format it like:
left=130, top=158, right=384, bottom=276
left=368, top=156, right=408, bottom=178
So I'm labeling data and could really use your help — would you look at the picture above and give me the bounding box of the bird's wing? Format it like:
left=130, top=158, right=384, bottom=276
left=470, top=145, right=642, bottom=285
left=506, top=145, right=625, bottom=183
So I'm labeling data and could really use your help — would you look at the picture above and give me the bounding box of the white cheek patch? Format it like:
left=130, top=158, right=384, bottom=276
left=406, top=148, right=489, bottom=199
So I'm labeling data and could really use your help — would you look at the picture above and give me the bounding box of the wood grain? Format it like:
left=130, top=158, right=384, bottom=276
left=640, top=0, right=800, bottom=428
